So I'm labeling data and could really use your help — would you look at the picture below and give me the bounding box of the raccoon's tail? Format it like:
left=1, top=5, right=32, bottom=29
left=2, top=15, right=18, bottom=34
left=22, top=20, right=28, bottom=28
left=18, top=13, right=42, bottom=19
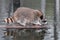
left=4, top=17, right=14, bottom=24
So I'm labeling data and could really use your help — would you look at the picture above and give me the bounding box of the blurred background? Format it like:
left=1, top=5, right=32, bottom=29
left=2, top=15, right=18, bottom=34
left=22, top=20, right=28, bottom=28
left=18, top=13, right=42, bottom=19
left=0, top=0, right=60, bottom=40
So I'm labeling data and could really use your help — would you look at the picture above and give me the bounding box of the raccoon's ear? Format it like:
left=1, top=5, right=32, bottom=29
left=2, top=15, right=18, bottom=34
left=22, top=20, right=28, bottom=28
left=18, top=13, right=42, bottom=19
left=33, top=10, right=43, bottom=16
left=33, top=10, right=44, bottom=20
left=33, top=10, right=39, bottom=15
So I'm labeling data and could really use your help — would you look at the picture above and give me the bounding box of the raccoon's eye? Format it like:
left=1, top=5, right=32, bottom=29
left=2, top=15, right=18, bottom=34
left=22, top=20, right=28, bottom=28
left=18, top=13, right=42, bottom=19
left=40, top=15, right=43, bottom=20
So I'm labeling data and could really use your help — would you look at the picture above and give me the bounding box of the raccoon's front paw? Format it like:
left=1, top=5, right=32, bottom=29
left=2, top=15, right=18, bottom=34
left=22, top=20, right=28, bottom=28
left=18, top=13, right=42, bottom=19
left=32, top=23, right=42, bottom=26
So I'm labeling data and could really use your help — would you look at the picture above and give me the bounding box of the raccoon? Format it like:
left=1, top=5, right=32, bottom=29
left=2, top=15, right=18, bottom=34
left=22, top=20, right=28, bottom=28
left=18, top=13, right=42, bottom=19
left=4, top=7, right=45, bottom=26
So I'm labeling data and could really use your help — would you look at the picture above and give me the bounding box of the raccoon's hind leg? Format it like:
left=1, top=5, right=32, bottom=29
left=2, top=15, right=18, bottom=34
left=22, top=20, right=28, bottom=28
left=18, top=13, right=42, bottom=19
left=16, top=18, right=28, bottom=26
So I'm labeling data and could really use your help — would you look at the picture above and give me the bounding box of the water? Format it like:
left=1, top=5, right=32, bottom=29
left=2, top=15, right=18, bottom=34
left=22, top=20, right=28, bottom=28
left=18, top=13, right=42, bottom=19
left=0, top=24, right=54, bottom=40
left=44, top=24, right=54, bottom=40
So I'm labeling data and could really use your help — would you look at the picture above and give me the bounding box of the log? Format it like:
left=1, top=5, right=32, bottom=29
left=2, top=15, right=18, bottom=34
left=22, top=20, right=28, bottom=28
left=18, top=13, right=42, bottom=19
left=0, top=24, right=47, bottom=29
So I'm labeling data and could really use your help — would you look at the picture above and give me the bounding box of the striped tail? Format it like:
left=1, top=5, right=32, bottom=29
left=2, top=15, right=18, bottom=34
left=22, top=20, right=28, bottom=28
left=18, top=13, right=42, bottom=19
left=4, top=17, right=14, bottom=24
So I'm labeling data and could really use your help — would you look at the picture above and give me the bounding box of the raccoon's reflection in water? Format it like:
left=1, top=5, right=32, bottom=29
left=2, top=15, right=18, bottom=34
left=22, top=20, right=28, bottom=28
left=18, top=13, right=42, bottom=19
left=3, top=28, right=46, bottom=40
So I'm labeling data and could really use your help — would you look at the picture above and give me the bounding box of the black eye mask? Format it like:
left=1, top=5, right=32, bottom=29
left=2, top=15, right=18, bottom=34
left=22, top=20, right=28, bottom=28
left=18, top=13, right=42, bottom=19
left=40, top=15, right=43, bottom=20
left=40, top=15, right=47, bottom=23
